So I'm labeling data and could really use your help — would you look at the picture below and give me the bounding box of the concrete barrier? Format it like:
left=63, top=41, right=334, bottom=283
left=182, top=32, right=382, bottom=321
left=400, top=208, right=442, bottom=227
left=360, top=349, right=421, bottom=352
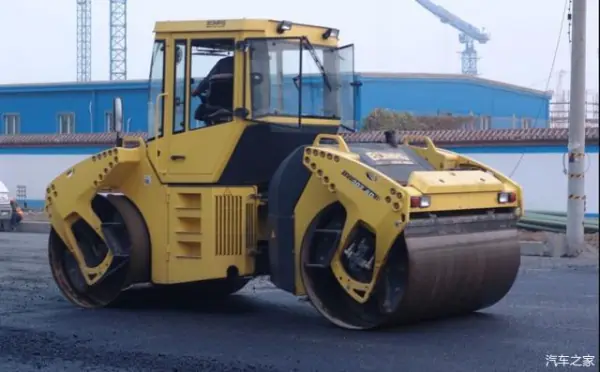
left=520, top=241, right=561, bottom=257
left=16, top=221, right=51, bottom=234
left=6, top=221, right=597, bottom=259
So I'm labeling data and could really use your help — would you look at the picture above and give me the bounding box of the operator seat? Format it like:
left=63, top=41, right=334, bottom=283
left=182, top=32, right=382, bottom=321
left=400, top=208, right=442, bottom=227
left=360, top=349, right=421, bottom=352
left=194, top=73, right=234, bottom=126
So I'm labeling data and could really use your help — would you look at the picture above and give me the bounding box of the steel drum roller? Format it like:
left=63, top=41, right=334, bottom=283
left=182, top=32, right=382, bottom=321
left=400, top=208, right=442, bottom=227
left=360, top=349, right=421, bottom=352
left=300, top=206, right=521, bottom=330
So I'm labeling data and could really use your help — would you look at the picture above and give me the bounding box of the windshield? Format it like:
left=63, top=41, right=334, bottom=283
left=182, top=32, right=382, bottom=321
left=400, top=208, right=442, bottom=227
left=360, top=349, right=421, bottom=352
left=248, top=38, right=354, bottom=124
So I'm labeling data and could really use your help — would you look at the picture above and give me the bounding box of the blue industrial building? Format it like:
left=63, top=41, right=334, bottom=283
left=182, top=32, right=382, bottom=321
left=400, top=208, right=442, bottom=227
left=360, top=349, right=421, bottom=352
left=0, top=80, right=148, bottom=135
left=0, top=73, right=550, bottom=135
left=357, top=73, right=550, bottom=128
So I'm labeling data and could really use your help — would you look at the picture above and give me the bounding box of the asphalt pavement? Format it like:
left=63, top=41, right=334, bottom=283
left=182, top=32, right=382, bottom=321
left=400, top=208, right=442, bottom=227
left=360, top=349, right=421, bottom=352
left=0, top=232, right=598, bottom=372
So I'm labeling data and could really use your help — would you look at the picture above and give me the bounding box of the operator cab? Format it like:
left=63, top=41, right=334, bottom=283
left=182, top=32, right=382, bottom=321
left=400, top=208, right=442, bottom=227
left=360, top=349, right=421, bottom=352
left=119, top=19, right=360, bottom=186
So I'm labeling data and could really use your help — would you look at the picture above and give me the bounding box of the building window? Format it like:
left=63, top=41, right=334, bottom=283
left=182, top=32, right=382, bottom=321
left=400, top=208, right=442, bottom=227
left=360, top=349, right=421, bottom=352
left=105, top=111, right=113, bottom=132
left=57, top=113, right=75, bottom=134
left=2, top=113, right=20, bottom=135
left=481, top=116, right=491, bottom=130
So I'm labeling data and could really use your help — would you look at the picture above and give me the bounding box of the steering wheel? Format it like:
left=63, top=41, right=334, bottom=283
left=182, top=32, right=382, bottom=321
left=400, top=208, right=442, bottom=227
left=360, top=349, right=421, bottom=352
left=199, top=92, right=207, bottom=104
left=251, top=72, right=264, bottom=85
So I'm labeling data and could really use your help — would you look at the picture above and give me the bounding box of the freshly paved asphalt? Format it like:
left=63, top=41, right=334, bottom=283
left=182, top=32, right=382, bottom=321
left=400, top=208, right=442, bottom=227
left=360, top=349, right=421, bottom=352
left=0, top=232, right=598, bottom=372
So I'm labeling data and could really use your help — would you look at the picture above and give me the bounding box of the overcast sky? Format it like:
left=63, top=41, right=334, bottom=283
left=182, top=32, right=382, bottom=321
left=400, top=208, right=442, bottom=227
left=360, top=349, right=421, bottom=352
left=0, top=0, right=598, bottom=93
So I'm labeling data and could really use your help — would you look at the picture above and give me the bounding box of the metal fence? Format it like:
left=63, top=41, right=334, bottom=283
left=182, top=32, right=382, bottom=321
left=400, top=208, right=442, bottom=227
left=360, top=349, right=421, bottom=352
left=549, top=91, right=599, bottom=128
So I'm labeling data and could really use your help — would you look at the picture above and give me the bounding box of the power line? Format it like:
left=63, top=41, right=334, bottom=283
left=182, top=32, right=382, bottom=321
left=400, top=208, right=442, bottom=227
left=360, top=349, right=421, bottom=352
left=508, top=0, right=570, bottom=177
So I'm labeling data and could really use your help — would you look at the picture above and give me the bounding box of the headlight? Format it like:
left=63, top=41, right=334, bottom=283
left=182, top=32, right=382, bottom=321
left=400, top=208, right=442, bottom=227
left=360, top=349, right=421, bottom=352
left=498, top=192, right=517, bottom=204
left=277, top=20, right=292, bottom=33
left=410, top=195, right=431, bottom=208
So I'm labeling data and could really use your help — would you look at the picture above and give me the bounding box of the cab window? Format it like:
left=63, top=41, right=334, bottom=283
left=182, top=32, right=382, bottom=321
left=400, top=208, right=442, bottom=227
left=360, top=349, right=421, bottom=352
left=173, top=40, right=188, bottom=134
left=189, top=38, right=235, bottom=130
left=147, top=40, right=166, bottom=139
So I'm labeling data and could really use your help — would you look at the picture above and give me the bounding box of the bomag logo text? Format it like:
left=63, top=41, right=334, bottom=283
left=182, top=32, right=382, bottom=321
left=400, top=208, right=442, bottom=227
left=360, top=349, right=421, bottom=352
left=341, top=170, right=380, bottom=201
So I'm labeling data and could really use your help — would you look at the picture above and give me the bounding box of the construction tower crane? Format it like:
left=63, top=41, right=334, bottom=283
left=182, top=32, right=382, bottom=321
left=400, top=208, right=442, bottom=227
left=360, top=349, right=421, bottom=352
left=76, top=0, right=128, bottom=81
left=415, top=0, right=490, bottom=76
left=76, top=0, right=92, bottom=81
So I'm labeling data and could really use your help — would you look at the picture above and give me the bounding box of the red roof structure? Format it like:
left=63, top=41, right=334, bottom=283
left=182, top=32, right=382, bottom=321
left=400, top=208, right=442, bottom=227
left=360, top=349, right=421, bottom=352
left=1, top=128, right=599, bottom=148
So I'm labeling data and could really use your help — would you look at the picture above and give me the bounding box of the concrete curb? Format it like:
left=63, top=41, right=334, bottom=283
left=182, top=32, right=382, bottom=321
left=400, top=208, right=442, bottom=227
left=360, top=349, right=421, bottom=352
left=519, top=241, right=575, bottom=257
left=15, top=221, right=51, bottom=234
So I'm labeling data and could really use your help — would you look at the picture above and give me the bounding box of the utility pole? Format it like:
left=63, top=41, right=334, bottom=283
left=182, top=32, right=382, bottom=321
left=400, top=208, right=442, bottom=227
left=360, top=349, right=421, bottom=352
left=566, top=0, right=587, bottom=256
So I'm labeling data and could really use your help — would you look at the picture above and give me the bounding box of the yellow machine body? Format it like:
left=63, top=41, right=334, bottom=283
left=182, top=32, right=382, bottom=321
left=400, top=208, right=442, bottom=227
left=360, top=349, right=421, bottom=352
left=45, top=19, right=524, bottom=329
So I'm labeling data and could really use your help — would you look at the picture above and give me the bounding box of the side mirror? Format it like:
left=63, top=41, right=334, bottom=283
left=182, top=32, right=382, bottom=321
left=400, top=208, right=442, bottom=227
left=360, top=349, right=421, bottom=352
left=112, top=97, right=124, bottom=133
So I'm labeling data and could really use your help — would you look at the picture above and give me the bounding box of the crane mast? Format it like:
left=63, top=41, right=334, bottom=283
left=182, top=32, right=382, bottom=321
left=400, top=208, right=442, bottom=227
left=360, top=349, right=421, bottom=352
left=76, top=0, right=128, bottom=81
left=76, top=0, right=92, bottom=82
left=415, top=0, right=490, bottom=76
left=109, top=0, right=127, bottom=80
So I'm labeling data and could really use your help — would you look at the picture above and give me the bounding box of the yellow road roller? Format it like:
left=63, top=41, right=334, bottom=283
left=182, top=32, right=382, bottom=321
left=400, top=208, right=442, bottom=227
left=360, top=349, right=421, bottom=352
left=45, top=19, right=523, bottom=330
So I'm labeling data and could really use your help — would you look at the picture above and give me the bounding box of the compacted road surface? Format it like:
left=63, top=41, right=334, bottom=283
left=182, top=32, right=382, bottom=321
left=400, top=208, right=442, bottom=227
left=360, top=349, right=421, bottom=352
left=1, top=233, right=598, bottom=372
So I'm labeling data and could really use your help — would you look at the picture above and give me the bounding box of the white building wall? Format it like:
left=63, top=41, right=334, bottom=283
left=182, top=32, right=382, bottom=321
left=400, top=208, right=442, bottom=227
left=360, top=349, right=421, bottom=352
left=0, top=154, right=89, bottom=204
left=0, top=150, right=598, bottom=215
left=463, top=152, right=599, bottom=215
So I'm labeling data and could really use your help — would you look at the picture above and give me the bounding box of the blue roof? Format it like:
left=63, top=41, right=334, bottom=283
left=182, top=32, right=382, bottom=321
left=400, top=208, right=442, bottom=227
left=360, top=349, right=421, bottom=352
left=356, top=72, right=552, bottom=98
left=0, top=79, right=148, bottom=94
left=0, top=73, right=550, bottom=98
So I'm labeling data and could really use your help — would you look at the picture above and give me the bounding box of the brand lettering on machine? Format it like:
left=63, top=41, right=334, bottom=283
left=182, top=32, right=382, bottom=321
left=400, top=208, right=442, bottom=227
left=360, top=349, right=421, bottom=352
left=341, top=170, right=380, bottom=201
left=365, top=151, right=413, bottom=165
left=207, top=20, right=226, bottom=27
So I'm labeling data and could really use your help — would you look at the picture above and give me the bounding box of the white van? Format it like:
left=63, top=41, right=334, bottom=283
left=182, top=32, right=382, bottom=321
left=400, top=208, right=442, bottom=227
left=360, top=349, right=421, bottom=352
left=0, top=181, right=14, bottom=229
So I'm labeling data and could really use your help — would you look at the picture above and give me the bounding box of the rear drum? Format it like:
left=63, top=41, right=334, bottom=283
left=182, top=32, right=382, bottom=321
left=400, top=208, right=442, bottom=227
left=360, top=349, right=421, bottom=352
left=48, top=194, right=151, bottom=308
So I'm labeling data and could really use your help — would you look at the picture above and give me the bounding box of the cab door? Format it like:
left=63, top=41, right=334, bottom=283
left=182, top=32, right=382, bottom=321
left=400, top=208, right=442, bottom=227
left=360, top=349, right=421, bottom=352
left=146, top=38, right=171, bottom=178
left=335, top=44, right=359, bottom=130
left=163, top=35, right=247, bottom=184
left=323, top=44, right=358, bottom=131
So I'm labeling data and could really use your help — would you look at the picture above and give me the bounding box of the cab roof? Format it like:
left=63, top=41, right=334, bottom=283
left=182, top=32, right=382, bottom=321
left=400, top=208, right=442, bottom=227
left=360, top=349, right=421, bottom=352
left=153, top=18, right=335, bottom=36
